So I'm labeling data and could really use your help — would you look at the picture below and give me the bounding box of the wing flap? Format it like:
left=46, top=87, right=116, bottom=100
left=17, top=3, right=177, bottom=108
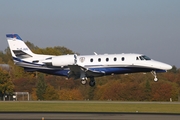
left=68, top=65, right=105, bottom=79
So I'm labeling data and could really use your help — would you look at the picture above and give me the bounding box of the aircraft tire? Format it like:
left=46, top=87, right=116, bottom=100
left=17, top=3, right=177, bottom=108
left=81, top=80, right=87, bottom=85
left=89, top=78, right=95, bottom=87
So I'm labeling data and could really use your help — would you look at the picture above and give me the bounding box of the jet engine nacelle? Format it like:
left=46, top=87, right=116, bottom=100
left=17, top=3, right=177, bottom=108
left=43, top=55, right=76, bottom=67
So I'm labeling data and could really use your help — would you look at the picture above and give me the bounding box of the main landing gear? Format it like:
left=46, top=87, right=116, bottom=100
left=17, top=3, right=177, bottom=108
left=89, top=77, right=95, bottom=87
left=151, top=71, right=158, bottom=82
left=81, top=78, right=87, bottom=85
left=81, top=77, right=95, bottom=87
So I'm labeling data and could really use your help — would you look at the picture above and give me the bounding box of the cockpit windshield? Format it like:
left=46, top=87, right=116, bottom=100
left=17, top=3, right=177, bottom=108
left=141, top=55, right=151, bottom=60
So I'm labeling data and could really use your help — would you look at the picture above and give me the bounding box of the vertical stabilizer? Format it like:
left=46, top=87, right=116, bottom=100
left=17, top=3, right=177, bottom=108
left=6, top=34, right=34, bottom=59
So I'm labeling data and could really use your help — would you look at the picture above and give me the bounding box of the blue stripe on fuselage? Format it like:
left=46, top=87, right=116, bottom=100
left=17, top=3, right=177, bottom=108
left=89, top=67, right=166, bottom=75
left=37, top=69, right=69, bottom=76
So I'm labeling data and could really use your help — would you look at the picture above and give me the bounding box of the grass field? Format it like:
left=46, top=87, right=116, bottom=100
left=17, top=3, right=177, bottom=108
left=0, top=101, right=180, bottom=113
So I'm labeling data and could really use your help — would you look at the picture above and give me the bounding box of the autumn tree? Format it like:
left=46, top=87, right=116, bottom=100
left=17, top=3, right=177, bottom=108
left=13, top=77, right=36, bottom=93
left=169, top=66, right=179, bottom=73
left=59, top=88, right=83, bottom=100
left=33, top=46, right=74, bottom=55
left=36, top=73, right=47, bottom=100
left=143, top=80, right=151, bottom=100
left=0, top=68, right=14, bottom=100
left=25, top=41, right=39, bottom=52
left=43, top=84, right=59, bottom=100
left=151, top=81, right=179, bottom=101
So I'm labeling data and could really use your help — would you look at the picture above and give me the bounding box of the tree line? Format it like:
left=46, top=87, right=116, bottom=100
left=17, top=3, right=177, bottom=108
left=0, top=41, right=179, bottom=101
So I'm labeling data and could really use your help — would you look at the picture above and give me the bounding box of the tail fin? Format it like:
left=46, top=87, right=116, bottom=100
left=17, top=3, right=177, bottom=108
left=6, top=34, right=34, bottom=59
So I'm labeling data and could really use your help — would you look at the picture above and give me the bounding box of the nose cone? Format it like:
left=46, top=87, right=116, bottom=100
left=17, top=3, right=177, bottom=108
left=157, top=62, right=172, bottom=70
left=153, top=61, right=172, bottom=71
left=162, top=63, right=172, bottom=70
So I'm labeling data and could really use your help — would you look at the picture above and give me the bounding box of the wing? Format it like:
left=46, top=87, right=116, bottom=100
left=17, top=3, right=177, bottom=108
left=68, top=65, right=105, bottom=79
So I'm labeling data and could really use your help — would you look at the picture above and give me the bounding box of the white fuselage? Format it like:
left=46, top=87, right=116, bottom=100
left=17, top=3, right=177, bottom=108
left=17, top=53, right=172, bottom=76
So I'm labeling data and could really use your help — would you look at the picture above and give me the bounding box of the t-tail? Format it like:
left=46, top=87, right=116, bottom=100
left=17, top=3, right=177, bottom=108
left=6, top=34, right=35, bottom=62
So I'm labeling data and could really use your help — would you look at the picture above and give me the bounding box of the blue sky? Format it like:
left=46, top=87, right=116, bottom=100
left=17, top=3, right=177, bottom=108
left=0, top=0, right=180, bottom=67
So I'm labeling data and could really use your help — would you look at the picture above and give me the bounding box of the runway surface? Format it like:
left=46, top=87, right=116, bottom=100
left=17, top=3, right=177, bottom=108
left=0, top=112, right=180, bottom=120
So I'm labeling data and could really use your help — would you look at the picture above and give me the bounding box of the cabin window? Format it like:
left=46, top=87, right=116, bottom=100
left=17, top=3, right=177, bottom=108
left=98, top=58, right=101, bottom=62
left=114, top=57, right=117, bottom=61
left=90, top=58, right=93, bottom=62
left=136, top=57, right=139, bottom=60
left=122, top=57, right=125, bottom=61
left=106, top=58, right=109, bottom=62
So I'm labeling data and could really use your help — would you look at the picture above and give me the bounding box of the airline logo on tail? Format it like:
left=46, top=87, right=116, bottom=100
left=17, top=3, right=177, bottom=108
left=6, top=34, right=22, bottom=40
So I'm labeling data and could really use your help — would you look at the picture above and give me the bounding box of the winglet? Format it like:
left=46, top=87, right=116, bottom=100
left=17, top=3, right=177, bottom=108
left=6, top=34, right=22, bottom=40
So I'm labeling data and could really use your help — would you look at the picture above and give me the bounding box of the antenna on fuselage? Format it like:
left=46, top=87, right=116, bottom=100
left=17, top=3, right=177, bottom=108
left=94, top=52, right=98, bottom=55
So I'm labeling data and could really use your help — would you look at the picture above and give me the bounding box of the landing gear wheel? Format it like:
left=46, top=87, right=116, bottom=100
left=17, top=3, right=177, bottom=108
left=154, top=77, right=158, bottom=82
left=151, top=71, right=158, bottom=82
left=81, top=79, right=87, bottom=85
left=89, top=77, right=95, bottom=87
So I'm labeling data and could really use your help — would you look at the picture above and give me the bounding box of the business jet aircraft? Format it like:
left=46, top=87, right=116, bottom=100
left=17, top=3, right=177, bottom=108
left=6, top=34, right=172, bottom=87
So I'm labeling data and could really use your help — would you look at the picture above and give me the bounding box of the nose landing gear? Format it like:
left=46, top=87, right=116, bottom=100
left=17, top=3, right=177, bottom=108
left=151, top=71, right=158, bottom=82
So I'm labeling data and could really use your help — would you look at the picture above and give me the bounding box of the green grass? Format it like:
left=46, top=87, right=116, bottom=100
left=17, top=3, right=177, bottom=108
left=0, top=101, right=180, bottom=113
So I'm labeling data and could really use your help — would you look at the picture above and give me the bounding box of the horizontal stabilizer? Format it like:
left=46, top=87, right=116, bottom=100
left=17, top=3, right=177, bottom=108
left=13, top=50, right=32, bottom=59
